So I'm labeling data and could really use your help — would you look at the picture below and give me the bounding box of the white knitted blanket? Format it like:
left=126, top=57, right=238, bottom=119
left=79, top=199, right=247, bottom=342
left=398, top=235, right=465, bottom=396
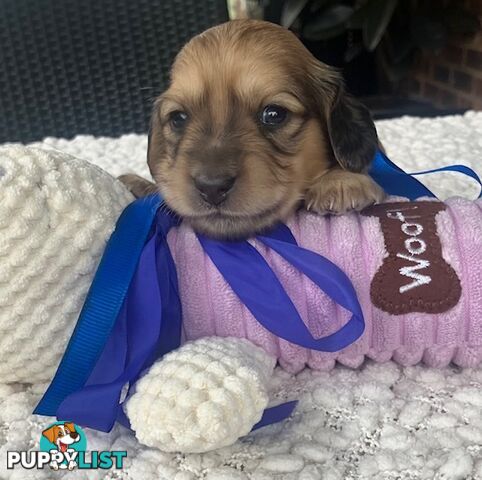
left=1, top=112, right=481, bottom=480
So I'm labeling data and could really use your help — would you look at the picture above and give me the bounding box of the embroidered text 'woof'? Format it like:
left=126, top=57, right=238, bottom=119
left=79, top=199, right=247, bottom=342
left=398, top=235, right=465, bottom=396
left=362, top=202, right=461, bottom=315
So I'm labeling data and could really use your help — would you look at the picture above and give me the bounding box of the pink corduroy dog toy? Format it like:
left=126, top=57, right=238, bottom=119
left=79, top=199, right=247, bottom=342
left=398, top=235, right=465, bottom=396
left=169, top=197, right=482, bottom=372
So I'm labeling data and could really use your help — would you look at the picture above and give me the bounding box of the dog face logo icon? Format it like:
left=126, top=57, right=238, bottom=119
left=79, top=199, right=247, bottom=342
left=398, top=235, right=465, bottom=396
left=42, top=422, right=80, bottom=453
left=40, top=421, right=86, bottom=470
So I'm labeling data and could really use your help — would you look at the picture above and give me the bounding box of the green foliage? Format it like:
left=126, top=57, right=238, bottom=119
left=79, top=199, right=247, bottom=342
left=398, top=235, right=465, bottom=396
left=271, top=0, right=480, bottom=61
left=271, top=0, right=480, bottom=86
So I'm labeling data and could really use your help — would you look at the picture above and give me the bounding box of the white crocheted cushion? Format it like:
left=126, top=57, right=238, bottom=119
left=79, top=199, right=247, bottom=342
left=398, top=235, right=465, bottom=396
left=125, top=337, right=276, bottom=453
left=0, top=145, right=133, bottom=383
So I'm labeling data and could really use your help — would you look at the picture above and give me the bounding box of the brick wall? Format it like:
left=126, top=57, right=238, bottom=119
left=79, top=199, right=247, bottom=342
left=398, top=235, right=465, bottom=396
left=408, top=0, right=482, bottom=110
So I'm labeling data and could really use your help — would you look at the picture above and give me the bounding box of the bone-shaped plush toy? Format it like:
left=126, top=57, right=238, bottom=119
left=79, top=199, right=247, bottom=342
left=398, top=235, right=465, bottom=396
left=1, top=146, right=481, bottom=454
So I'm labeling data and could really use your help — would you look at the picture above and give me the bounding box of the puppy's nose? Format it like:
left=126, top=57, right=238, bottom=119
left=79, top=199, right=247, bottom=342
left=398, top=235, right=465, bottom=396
left=194, top=175, right=236, bottom=206
left=70, top=432, right=79, bottom=439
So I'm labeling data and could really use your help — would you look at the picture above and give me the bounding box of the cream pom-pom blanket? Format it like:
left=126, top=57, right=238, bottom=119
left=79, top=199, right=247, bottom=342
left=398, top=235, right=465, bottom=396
left=0, top=112, right=481, bottom=479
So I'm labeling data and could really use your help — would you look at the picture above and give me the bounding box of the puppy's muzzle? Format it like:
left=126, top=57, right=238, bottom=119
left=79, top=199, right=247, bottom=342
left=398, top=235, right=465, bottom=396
left=194, top=175, right=236, bottom=206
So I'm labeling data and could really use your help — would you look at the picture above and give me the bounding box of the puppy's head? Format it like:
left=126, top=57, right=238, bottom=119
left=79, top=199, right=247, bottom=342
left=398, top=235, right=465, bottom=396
left=42, top=422, right=79, bottom=447
left=148, top=19, right=378, bottom=239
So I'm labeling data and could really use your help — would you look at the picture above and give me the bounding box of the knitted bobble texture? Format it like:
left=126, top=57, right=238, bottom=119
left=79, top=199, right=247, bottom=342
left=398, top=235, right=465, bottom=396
left=125, top=337, right=277, bottom=453
left=0, top=146, right=133, bottom=383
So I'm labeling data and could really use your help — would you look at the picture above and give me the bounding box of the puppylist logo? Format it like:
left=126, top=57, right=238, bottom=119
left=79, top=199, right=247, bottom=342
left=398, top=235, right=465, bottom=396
left=7, top=421, right=127, bottom=471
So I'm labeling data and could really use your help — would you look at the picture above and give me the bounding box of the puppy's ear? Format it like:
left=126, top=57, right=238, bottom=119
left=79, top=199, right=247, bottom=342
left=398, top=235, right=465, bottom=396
left=42, top=426, right=57, bottom=444
left=147, top=97, right=165, bottom=178
left=65, top=422, right=76, bottom=433
left=309, top=62, right=379, bottom=173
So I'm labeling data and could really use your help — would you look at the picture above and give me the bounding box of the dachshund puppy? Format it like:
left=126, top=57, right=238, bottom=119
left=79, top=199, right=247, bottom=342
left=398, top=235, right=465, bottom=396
left=120, top=19, right=384, bottom=239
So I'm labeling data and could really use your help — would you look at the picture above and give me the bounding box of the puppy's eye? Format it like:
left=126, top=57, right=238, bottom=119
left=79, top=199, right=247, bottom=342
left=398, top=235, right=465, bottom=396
left=260, top=105, right=288, bottom=126
left=169, top=110, right=188, bottom=131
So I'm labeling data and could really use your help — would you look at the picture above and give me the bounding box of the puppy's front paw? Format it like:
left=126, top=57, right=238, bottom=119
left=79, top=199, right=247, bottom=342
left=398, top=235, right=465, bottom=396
left=305, top=170, right=385, bottom=215
left=118, top=173, right=158, bottom=198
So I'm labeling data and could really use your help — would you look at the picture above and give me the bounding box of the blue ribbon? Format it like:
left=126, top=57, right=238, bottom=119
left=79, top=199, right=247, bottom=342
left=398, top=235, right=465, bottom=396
left=57, top=211, right=182, bottom=431
left=370, top=150, right=482, bottom=199
left=35, top=150, right=481, bottom=434
left=34, top=196, right=164, bottom=422
left=198, top=223, right=364, bottom=353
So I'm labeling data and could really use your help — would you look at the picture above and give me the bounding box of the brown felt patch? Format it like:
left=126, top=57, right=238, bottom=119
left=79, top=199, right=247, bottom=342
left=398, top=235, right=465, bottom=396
left=361, top=202, right=461, bottom=315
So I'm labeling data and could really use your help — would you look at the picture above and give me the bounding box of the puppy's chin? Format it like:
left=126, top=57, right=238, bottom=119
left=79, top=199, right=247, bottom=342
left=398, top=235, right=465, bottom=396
left=158, top=183, right=301, bottom=239
left=185, top=212, right=280, bottom=240
left=164, top=196, right=300, bottom=240
left=185, top=209, right=284, bottom=240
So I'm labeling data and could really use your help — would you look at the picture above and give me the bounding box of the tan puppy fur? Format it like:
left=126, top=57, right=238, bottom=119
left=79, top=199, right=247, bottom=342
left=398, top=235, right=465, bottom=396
left=121, top=20, right=384, bottom=239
